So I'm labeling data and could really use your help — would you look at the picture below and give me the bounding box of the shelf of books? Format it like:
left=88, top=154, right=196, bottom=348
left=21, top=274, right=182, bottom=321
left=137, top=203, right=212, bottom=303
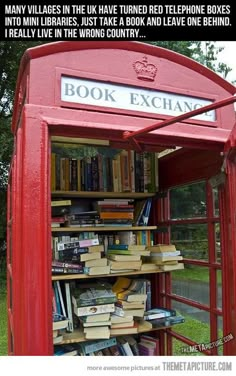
left=51, top=141, right=185, bottom=356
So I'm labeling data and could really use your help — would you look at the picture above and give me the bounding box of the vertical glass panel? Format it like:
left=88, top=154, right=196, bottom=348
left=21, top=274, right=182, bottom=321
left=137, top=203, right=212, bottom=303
left=217, top=316, right=223, bottom=355
left=215, top=223, right=221, bottom=263
left=170, top=181, right=206, bottom=219
left=172, top=266, right=210, bottom=306
left=213, top=187, right=219, bottom=217
left=171, top=223, right=208, bottom=261
left=172, top=301, right=210, bottom=345
left=216, top=270, right=222, bottom=310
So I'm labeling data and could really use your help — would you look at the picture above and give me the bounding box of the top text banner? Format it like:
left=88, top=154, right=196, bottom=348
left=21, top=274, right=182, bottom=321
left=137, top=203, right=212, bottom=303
left=61, top=76, right=215, bottom=122
left=2, top=3, right=235, bottom=40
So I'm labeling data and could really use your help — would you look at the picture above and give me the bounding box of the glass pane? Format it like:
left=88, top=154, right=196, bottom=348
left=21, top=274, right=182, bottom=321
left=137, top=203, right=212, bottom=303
left=172, top=300, right=210, bottom=345
left=172, top=266, right=210, bottom=306
left=171, top=223, right=208, bottom=261
left=215, top=223, right=221, bottom=263
left=216, top=270, right=222, bottom=310
left=217, top=316, right=223, bottom=355
left=213, top=187, right=219, bottom=217
left=170, top=181, right=206, bottom=219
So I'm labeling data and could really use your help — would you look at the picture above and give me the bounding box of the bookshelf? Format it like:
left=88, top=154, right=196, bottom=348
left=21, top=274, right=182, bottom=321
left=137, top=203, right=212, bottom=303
left=51, top=139, right=184, bottom=354
left=52, top=226, right=157, bottom=233
left=52, top=269, right=163, bottom=281
left=60, top=323, right=169, bottom=345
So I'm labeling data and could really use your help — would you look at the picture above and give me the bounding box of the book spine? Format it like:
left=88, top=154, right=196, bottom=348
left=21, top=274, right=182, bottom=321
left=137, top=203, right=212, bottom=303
left=79, top=238, right=99, bottom=247
left=82, top=337, right=117, bottom=354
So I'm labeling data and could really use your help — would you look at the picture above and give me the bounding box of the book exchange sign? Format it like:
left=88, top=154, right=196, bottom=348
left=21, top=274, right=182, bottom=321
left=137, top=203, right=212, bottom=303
left=61, top=76, right=215, bottom=122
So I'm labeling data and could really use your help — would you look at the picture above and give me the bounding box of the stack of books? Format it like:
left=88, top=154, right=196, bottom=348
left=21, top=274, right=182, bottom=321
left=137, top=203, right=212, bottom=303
left=96, top=199, right=134, bottom=227
left=54, top=237, right=110, bottom=275
left=112, top=277, right=149, bottom=323
left=53, top=313, right=69, bottom=345
left=72, top=281, right=117, bottom=339
left=146, top=244, right=184, bottom=271
left=107, top=244, right=150, bottom=273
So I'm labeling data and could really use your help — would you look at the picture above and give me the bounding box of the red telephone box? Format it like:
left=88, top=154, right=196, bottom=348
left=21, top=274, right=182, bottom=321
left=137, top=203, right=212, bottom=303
left=7, top=41, right=236, bottom=355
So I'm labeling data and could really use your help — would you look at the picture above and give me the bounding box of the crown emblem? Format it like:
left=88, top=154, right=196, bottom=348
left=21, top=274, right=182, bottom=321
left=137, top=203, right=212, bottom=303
left=133, top=56, right=157, bottom=82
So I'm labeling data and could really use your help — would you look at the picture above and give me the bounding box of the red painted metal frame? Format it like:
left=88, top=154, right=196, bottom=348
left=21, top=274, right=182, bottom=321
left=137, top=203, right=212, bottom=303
left=123, top=95, right=236, bottom=140
left=156, top=158, right=224, bottom=354
left=7, top=41, right=236, bottom=355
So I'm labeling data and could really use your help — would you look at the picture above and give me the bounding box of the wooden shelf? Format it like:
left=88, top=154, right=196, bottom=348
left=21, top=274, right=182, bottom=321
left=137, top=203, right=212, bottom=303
left=52, top=269, right=162, bottom=281
left=52, top=225, right=157, bottom=233
left=59, top=322, right=169, bottom=345
left=51, top=191, right=156, bottom=199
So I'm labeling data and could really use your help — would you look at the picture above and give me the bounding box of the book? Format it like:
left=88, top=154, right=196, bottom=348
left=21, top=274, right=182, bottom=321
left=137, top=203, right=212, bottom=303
left=51, top=200, right=72, bottom=206
left=150, top=255, right=183, bottom=262
left=84, top=326, right=110, bottom=339
left=84, top=258, right=108, bottom=267
left=54, top=344, right=78, bottom=356
left=150, top=250, right=181, bottom=257
left=139, top=335, right=160, bottom=355
left=82, top=313, right=111, bottom=323
left=110, top=320, right=134, bottom=328
left=108, top=244, right=146, bottom=251
left=80, top=319, right=112, bottom=327
left=83, top=265, right=111, bottom=275
left=78, top=337, right=117, bottom=355
left=79, top=238, right=100, bottom=247
left=114, top=306, right=145, bottom=317
left=159, top=263, right=184, bottom=271
left=117, top=337, right=134, bottom=356
left=110, top=315, right=133, bottom=324
left=116, top=300, right=145, bottom=309
left=140, top=263, right=160, bottom=271
left=53, top=335, right=63, bottom=344
left=110, top=323, right=139, bottom=336
left=108, top=254, right=141, bottom=261
left=146, top=244, right=176, bottom=253
left=107, top=249, right=150, bottom=256
left=108, top=260, right=142, bottom=271
left=123, top=335, right=139, bottom=355
left=73, top=303, right=115, bottom=317
left=53, top=318, right=69, bottom=331
left=144, top=307, right=176, bottom=321
left=72, top=281, right=117, bottom=306
left=138, top=341, right=155, bottom=355
left=65, top=282, right=74, bottom=332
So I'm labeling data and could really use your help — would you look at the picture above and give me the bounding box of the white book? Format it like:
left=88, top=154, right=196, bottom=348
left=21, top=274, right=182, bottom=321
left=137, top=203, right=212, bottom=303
left=56, top=281, right=66, bottom=317
left=65, top=282, right=73, bottom=332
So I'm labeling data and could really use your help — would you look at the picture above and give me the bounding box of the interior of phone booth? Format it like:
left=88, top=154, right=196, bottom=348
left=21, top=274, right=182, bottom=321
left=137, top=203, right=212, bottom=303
left=7, top=41, right=236, bottom=355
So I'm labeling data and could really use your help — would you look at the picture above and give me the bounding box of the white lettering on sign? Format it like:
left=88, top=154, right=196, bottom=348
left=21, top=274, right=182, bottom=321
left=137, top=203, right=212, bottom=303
left=61, top=76, right=215, bottom=122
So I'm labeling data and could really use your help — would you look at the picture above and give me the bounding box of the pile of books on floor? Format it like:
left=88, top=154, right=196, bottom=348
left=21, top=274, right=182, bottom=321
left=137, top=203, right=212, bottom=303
left=146, top=244, right=184, bottom=271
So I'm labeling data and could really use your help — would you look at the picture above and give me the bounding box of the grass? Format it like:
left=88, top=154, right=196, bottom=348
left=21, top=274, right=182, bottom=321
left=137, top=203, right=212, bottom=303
left=173, top=266, right=222, bottom=284
left=0, top=271, right=7, bottom=355
left=173, top=313, right=223, bottom=356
